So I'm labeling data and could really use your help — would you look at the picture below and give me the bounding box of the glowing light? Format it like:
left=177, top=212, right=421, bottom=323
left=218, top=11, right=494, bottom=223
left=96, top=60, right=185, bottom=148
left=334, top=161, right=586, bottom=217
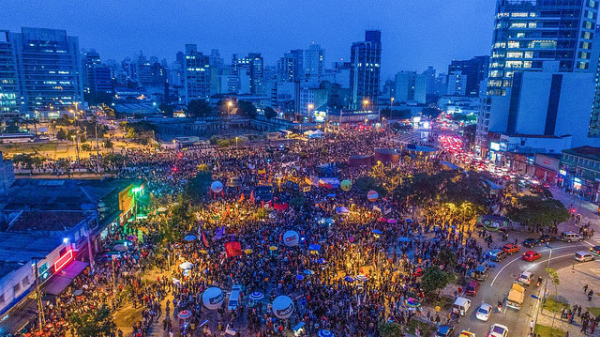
left=54, top=250, right=73, bottom=272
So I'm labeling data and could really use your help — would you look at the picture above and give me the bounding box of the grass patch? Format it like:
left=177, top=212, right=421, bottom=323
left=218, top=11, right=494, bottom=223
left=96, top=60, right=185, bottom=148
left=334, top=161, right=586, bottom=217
left=543, top=296, right=569, bottom=313
left=406, top=319, right=434, bottom=336
left=588, top=307, right=600, bottom=317
left=429, top=295, right=454, bottom=311
left=534, top=324, right=566, bottom=337
left=0, top=142, right=59, bottom=154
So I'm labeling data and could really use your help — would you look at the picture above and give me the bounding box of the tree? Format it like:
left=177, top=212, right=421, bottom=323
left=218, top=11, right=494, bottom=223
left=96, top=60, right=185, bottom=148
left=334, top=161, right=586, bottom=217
left=354, top=176, right=387, bottom=197
left=437, top=247, right=457, bottom=269
left=421, top=266, right=451, bottom=295
left=507, top=195, right=569, bottom=228
left=545, top=267, right=560, bottom=329
left=12, top=153, right=44, bottom=174
left=183, top=169, right=213, bottom=204
left=103, top=138, right=114, bottom=149
left=56, top=128, right=68, bottom=140
left=69, top=305, right=116, bottom=337
left=159, top=103, right=175, bottom=117
left=81, top=144, right=92, bottom=152
left=264, top=106, right=277, bottom=120
left=378, top=321, right=404, bottom=337
left=237, top=100, right=258, bottom=118
left=186, top=99, right=212, bottom=118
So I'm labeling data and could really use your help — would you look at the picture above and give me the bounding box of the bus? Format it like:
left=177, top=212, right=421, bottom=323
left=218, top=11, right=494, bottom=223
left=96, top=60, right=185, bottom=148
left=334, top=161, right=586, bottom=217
left=0, top=133, right=35, bottom=143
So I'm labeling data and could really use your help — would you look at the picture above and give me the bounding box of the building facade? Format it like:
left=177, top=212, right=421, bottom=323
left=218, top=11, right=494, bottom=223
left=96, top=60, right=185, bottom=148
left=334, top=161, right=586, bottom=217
left=305, top=43, right=325, bottom=79
left=448, top=56, right=489, bottom=96
left=0, top=31, right=19, bottom=120
left=350, top=30, right=382, bottom=109
left=183, top=44, right=211, bottom=104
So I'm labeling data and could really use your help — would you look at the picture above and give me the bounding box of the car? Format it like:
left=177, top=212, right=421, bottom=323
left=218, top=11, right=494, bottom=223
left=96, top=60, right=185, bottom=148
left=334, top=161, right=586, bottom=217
left=435, top=325, right=455, bottom=337
left=476, top=302, right=492, bottom=321
left=487, top=249, right=507, bottom=262
left=517, top=271, right=535, bottom=285
left=560, top=231, right=583, bottom=242
left=523, top=250, right=542, bottom=262
left=539, top=235, right=552, bottom=243
left=488, top=323, right=509, bottom=337
left=523, top=238, right=540, bottom=248
left=502, top=243, right=520, bottom=255
left=465, top=280, right=481, bottom=296
left=459, top=331, right=475, bottom=337
left=575, top=251, right=595, bottom=262
left=590, top=246, right=600, bottom=256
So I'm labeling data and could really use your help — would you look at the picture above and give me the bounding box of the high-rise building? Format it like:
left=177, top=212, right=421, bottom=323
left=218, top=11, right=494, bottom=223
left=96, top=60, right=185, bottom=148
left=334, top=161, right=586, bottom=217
left=8, top=28, right=83, bottom=119
left=183, top=44, right=211, bottom=104
left=0, top=31, right=19, bottom=120
left=448, top=56, right=489, bottom=96
left=350, top=30, right=382, bottom=109
left=82, top=50, right=113, bottom=96
left=478, top=0, right=599, bottom=139
left=233, top=53, right=264, bottom=94
left=290, top=50, right=304, bottom=80
left=394, top=71, right=427, bottom=104
left=305, top=43, right=325, bottom=79
left=487, top=0, right=597, bottom=96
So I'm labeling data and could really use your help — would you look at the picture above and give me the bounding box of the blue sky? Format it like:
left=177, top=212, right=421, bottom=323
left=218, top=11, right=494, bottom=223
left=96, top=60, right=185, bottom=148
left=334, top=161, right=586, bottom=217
left=4, top=0, right=497, bottom=78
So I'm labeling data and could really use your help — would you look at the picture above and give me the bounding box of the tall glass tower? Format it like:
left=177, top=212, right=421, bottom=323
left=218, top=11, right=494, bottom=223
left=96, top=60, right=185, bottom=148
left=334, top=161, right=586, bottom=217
left=350, top=30, right=382, bottom=110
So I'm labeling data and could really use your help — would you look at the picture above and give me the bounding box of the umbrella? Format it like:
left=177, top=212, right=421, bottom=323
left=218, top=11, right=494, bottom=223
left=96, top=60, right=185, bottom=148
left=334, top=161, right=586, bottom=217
left=317, top=258, right=327, bottom=264
left=269, top=246, right=278, bottom=251
left=406, top=219, right=413, bottom=222
left=377, top=217, right=387, bottom=223
left=73, top=289, right=84, bottom=296
left=318, top=330, right=334, bottom=337
left=244, top=249, right=253, bottom=254
left=184, top=234, right=197, bottom=241
left=304, top=269, right=314, bottom=275
left=178, top=310, right=192, bottom=319
left=344, top=276, right=355, bottom=283
left=387, top=219, right=398, bottom=224
left=398, top=237, right=411, bottom=243
left=406, top=297, right=421, bottom=307
left=372, top=229, right=383, bottom=235
left=113, top=244, right=128, bottom=252
left=308, top=244, right=321, bottom=252
left=296, top=274, right=305, bottom=281
left=249, top=292, right=264, bottom=301
left=356, top=275, right=369, bottom=282
left=199, top=249, right=208, bottom=254
left=179, top=262, right=193, bottom=270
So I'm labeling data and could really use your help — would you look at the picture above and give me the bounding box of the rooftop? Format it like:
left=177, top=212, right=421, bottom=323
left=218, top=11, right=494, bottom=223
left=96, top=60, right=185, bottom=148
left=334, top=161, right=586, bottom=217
left=0, top=261, right=28, bottom=279
left=6, top=210, right=93, bottom=232
left=0, top=232, right=62, bottom=263
left=563, top=146, right=600, bottom=161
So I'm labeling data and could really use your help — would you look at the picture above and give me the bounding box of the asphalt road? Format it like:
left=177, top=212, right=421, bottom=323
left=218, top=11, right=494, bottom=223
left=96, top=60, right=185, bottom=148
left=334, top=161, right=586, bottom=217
left=454, top=239, right=599, bottom=336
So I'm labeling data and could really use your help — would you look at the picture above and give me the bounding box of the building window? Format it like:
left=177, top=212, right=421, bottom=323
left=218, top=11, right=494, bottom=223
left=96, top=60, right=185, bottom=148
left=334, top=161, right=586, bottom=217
left=13, top=283, right=20, bottom=294
left=0, top=294, right=4, bottom=304
left=22, top=276, right=30, bottom=287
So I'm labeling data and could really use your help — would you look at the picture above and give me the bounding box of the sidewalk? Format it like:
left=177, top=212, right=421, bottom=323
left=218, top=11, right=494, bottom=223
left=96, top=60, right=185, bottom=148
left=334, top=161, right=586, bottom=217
left=536, top=263, right=600, bottom=336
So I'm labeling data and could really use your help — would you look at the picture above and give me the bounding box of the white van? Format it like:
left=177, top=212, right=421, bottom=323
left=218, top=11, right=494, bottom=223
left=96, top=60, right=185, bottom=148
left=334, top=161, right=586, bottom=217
left=452, top=297, right=472, bottom=316
left=560, top=231, right=583, bottom=242
left=575, top=251, right=595, bottom=262
left=227, top=285, right=242, bottom=311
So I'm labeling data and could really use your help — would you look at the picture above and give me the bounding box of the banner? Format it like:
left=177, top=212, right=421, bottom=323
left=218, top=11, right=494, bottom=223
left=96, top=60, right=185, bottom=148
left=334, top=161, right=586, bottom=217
left=202, top=232, right=210, bottom=247
left=224, top=242, right=242, bottom=258
left=214, top=226, right=225, bottom=241
left=273, top=203, right=289, bottom=210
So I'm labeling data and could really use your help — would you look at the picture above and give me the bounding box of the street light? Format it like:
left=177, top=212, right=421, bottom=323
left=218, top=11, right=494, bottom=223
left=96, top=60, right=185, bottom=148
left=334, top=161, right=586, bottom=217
left=227, top=101, right=233, bottom=117
left=362, top=99, right=370, bottom=111
left=308, top=103, right=314, bottom=122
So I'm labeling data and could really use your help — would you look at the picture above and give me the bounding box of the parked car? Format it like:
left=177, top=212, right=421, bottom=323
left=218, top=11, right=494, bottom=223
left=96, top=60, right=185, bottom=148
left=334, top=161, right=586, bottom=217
left=487, top=249, right=507, bottom=262
left=502, top=243, right=520, bottom=255
left=435, top=325, right=455, bottom=337
left=523, top=238, right=540, bottom=248
left=476, top=302, right=492, bottom=321
left=539, top=235, right=552, bottom=243
left=465, top=280, right=481, bottom=296
left=517, top=271, right=535, bottom=285
left=575, top=251, right=595, bottom=262
left=590, top=246, right=600, bottom=256
left=523, top=250, right=542, bottom=262
left=468, top=265, right=489, bottom=281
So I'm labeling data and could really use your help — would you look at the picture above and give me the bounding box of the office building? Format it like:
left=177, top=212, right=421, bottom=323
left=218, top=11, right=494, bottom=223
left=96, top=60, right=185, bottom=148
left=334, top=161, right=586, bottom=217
left=82, top=50, right=113, bottom=96
left=478, top=0, right=599, bottom=142
left=183, top=44, right=211, bottom=104
left=0, top=31, right=19, bottom=119
left=394, top=71, right=427, bottom=104
left=305, top=43, right=325, bottom=79
left=350, top=30, right=382, bottom=109
left=8, top=28, right=83, bottom=119
left=447, top=72, right=468, bottom=96
left=233, top=53, right=264, bottom=94
left=448, top=56, right=489, bottom=96
left=277, top=50, right=303, bottom=83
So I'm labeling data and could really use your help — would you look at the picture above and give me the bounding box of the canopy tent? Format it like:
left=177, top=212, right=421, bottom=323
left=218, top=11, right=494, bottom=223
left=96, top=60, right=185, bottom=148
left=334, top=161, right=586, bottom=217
left=44, top=261, right=89, bottom=296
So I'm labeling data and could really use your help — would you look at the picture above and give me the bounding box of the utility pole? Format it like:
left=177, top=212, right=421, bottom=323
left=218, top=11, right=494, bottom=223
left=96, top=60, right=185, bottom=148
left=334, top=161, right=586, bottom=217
left=31, top=258, right=45, bottom=331
left=95, top=123, right=101, bottom=174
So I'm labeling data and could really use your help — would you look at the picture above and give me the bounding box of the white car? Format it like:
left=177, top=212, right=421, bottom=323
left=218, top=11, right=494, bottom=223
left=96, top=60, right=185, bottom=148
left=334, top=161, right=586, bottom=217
left=489, top=323, right=508, bottom=337
left=476, top=302, right=492, bottom=321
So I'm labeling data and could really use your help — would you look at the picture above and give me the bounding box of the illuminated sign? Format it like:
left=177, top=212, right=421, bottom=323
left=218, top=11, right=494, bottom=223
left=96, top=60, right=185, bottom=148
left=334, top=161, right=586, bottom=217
left=54, top=250, right=73, bottom=273
left=559, top=169, right=566, bottom=176
left=574, top=177, right=582, bottom=183
left=490, top=142, right=500, bottom=151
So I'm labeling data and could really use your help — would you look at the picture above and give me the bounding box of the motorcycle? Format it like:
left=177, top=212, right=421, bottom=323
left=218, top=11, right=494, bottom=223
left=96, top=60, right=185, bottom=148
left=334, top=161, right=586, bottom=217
left=497, top=301, right=503, bottom=312
left=536, top=276, right=542, bottom=287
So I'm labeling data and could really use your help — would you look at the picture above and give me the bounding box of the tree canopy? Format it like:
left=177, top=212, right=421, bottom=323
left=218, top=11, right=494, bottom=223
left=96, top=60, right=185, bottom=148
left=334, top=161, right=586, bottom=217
left=264, top=106, right=277, bottom=120
left=421, top=266, right=451, bottom=295
left=186, top=99, right=213, bottom=118
left=68, top=305, right=115, bottom=337
left=507, top=195, right=569, bottom=228
left=237, top=100, right=258, bottom=118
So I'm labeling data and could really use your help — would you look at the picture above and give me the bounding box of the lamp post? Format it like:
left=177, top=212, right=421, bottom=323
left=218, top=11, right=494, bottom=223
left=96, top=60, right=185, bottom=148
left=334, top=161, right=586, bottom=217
left=227, top=101, right=233, bottom=118
left=307, top=103, right=314, bottom=123
left=362, top=99, right=370, bottom=112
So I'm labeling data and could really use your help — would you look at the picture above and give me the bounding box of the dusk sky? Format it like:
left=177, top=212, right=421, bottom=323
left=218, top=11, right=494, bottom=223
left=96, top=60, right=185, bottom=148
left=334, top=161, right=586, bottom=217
left=5, top=0, right=496, bottom=78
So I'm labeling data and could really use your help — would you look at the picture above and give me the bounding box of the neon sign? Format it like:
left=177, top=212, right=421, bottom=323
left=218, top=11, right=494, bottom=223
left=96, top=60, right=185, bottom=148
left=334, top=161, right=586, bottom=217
left=54, top=250, right=73, bottom=273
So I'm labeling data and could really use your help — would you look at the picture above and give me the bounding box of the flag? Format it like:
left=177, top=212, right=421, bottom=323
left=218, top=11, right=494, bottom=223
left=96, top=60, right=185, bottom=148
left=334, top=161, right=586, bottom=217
left=224, top=242, right=242, bottom=258
left=318, top=179, right=333, bottom=189
left=202, top=231, right=209, bottom=247
left=258, top=168, right=266, bottom=175
left=214, top=226, right=225, bottom=241
left=238, top=193, right=245, bottom=202
left=273, top=202, right=289, bottom=210
left=249, top=190, right=255, bottom=203
left=225, top=324, right=237, bottom=336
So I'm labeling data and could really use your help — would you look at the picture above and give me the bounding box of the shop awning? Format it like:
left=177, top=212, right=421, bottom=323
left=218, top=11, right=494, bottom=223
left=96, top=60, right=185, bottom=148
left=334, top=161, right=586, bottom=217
left=43, top=261, right=89, bottom=296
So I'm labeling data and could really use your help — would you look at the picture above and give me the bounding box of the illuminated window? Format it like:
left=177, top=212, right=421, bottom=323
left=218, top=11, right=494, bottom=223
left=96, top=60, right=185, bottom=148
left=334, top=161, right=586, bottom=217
left=511, top=12, right=528, bottom=17
left=525, top=51, right=534, bottom=58
left=524, top=61, right=532, bottom=68
left=506, top=61, right=522, bottom=68
left=529, top=22, right=537, bottom=28
left=507, top=52, right=523, bottom=58
left=508, top=41, right=520, bottom=48
left=510, top=23, right=527, bottom=28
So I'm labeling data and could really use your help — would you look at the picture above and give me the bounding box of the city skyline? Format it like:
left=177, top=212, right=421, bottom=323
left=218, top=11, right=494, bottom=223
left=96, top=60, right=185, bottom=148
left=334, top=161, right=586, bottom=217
left=3, top=0, right=496, bottom=77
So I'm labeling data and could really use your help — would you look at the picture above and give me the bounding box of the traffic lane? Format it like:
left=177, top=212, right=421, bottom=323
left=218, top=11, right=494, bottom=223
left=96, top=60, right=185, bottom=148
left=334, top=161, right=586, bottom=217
left=453, top=242, right=591, bottom=335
